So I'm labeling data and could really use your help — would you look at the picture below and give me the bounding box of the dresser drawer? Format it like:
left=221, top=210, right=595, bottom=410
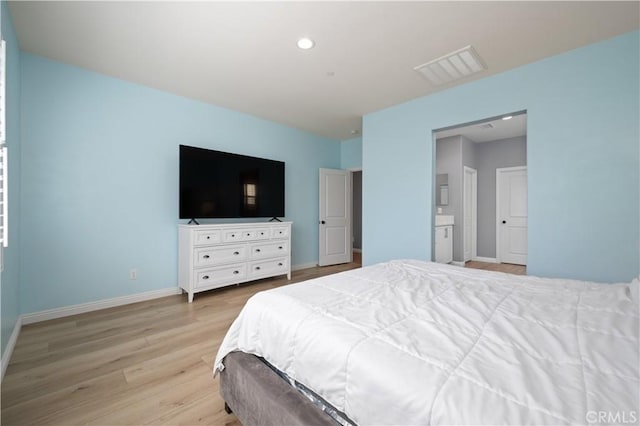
left=254, top=227, right=271, bottom=240
left=248, top=258, right=288, bottom=278
left=271, top=226, right=289, bottom=239
left=194, top=230, right=222, bottom=246
left=222, top=229, right=248, bottom=243
left=250, top=241, right=289, bottom=259
left=194, top=245, right=247, bottom=267
left=195, top=264, right=247, bottom=288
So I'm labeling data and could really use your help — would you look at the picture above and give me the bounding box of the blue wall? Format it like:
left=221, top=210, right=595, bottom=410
left=20, top=54, right=340, bottom=314
left=1, top=2, right=22, bottom=358
left=363, top=31, right=639, bottom=283
left=340, top=136, right=362, bottom=169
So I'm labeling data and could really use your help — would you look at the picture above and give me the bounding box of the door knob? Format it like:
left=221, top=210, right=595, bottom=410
left=502, top=220, right=507, bottom=224
left=320, top=220, right=326, bottom=224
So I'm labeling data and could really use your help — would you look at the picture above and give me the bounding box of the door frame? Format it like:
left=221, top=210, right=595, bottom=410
left=463, top=166, right=477, bottom=262
left=495, top=165, right=527, bottom=264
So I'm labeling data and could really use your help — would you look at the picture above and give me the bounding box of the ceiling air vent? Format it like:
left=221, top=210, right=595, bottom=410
left=414, top=45, right=486, bottom=86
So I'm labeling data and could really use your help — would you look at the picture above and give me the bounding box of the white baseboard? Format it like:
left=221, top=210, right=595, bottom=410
left=1, top=315, right=22, bottom=381
left=451, top=261, right=465, bottom=267
left=21, top=287, right=183, bottom=325
left=18, top=263, right=324, bottom=326
left=474, top=256, right=498, bottom=264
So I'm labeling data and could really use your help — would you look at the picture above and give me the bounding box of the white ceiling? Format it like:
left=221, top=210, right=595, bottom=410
left=8, top=1, right=639, bottom=141
left=435, top=113, right=527, bottom=143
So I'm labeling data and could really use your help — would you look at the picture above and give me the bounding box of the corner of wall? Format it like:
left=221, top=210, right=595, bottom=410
left=1, top=314, right=21, bottom=381
left=340, top=136, right=363, bottom=170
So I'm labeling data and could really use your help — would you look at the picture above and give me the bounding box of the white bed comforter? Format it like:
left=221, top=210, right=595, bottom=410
left=214, top=260, right=639, bottom=425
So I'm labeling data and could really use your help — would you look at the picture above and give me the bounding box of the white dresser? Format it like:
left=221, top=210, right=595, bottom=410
left=178, top=222, right=292, bottom=302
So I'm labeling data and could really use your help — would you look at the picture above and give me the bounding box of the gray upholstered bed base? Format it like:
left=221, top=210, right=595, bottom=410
left=220, top=351, right=337, bottom=425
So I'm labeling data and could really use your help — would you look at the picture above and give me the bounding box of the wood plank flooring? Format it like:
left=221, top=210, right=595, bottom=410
left=1, top=262, right=360, bottom=426
left=465, top=260, right=526, bottom=275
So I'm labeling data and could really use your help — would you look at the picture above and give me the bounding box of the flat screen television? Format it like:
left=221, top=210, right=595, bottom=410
left=179, top=145, right=285, bottom=219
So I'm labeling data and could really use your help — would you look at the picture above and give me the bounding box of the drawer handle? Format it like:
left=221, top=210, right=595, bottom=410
left=255, top=266, right=261, bottom=270
left=233, top=251, right=240, bottom=255
left=233, top=270, right=239, bottom=275
left=246, top=233, right=251, bottom=236
left=203, top=275, right=210, bottom=280
left=231, top=234, right=235, bottom=237
left=260, top=232, right=265, bottom=235
left=278, top=262, right=283, bottom=266
left=255, top=248, right=261, bottom=252
left=203, top=255, right=210, bottom=259
left=206, top=236, right=211, bottom=239
left=278, top=246, right=283, bottom=250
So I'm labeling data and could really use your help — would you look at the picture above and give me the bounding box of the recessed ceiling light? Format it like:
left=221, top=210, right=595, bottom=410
left=502, top=116, right=513, bottom=120
left=297, top=38, right=315, bottom=50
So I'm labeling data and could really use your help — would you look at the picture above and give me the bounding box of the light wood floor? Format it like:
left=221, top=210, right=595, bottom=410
left=1, top=261, right=360, bottom=426
left=465, top=260, right=526, bottom=275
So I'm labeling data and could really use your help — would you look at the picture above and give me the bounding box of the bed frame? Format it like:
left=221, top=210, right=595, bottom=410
left=220, top=351, right=337, bottom=425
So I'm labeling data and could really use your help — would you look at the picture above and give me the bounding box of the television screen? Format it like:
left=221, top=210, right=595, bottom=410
left=179, top=145, right=285, bottom=219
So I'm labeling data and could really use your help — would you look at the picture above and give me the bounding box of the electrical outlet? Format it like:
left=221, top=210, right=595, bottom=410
left=129, top=269, right=137, bottom=280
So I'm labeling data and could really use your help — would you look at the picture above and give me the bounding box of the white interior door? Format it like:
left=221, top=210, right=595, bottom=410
left=496, top=166, right=527, bottom=265
left=463, top=167, right=477, bottom=262
left=319, top=168, right=352, bottom=266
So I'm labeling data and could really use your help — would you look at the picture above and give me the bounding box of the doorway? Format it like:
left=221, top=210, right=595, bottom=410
left=318, top=168, right=362, bottom=267
left=433, top=111, right=527, bottom=269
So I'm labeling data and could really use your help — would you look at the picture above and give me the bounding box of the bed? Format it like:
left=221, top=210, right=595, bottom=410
left=214, top=259, right=639, bottom=425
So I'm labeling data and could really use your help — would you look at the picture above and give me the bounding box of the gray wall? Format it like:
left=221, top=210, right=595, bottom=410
left=476, top=136, right=527, bottom=258
left=352, top=171, right=362, bottom=250
left=435, top=136, right=465, bottom=262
